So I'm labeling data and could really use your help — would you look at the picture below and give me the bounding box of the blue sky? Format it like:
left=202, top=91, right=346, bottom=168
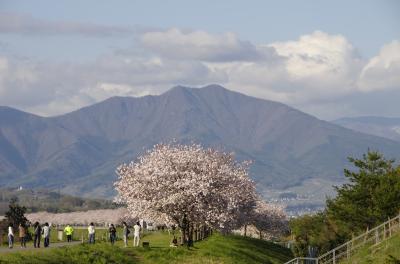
left=2, top=0, right=399, bottom=59
left=0, top=0, right=399, bottom=119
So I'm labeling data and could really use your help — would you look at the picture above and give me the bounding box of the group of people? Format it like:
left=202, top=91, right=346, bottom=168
left=7, top=222, right=50, bottom=249
left=6, top=221, right=142, bottom=249
left=100, top=221, right=141, bottom=247
left=34, top=222, right=51, bottom=248
left=63, top=221, right=142, bottom=247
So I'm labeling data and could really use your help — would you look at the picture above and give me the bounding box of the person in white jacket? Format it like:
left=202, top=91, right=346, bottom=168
left=133, top=221, right=141, bottom=247
left=8, top=223, right=14, bottom=249
left=88, top=222, right=95, bottom=244
left=42, top=223, right=50, bottom=247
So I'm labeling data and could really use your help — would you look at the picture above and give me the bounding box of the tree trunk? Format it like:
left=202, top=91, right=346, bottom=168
left=180, top=214, right=189, bottom=246
left=244, top=225, right=247, bottom=237
left=194, top=225, right=198, bottom=241
left=187, top=224, right=194, bottom=247
left=180, top=227, right=187, bottom=245
left=259, top=230, right=262, bottom=239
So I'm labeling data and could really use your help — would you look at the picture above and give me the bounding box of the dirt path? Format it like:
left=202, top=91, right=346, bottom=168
left=0, top=241, right=81, bottom=253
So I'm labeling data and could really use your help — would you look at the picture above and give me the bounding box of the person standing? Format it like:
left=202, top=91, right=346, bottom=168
left=88, top=222, right=95, bottom=244
left=42, top=223, right=50, bottom=247
left=133, top=221, right=141, bottom=247
left=8, top=223, right=14, bottom=249
left=64, top=224, right=74, bottom=242
left=122, top=222, right=130, bottom=247
left=18, top=223, right=26, bottom=248
left=33, top=222, right=42, bottom=248
left=109, top=224, right=117, bottom=245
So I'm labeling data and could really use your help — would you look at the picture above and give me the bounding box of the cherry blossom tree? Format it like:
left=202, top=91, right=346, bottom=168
left=252, top=200, right=288, bottom=239
left=27, top=208, right=132, bottom=226
left=114, top=143, right=257, bottom=244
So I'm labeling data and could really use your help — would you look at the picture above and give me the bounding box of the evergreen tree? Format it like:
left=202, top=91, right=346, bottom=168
left=291, top=151, right=400, bottom=257
left=5, top=198, right=29, bottom=227
left=326, top=151, right=400, bottom=232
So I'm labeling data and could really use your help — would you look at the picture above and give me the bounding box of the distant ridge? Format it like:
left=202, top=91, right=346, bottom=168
left=1, top=85, right=400, bottom=199
left=334, top=116, right=400, bottom=142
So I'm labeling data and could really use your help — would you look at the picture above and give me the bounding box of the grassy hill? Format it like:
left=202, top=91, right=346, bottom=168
left=0, top=232, right=293, bottom=264
left=341, top=231, right=400, bottom=264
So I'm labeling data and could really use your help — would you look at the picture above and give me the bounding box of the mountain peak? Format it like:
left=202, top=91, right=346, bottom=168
left=201, top=84, right=230, bottom=91
left=2, top=84, right=400, bottom=202
left=164, top=85, right=194, bottom=95
left=165, top=84, right=230, bottom=95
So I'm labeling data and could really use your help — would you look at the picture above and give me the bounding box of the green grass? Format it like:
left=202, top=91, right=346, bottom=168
left=0, top=243, right=133, bottom=264
left=341, top=231, right=400, bottom=264
left=135, top=233, right=293, bottom=264
left=0, top=231, right=293, bottom=264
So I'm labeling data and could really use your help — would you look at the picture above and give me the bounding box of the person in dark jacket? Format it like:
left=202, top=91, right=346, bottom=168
left=122, top=222, right=130, bottom=247
left=109, top=224, right=117, bottom=245
left=33, top=222, right=41, bottom=248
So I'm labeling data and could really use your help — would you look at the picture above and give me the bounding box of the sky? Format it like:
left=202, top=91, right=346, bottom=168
left=0, top=0, right=399, bottom=120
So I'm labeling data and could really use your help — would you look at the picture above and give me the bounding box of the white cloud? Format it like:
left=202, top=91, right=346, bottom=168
left=214, top=31, right=364, bottom=105
left=269, top=31, right=360, bottom=79
left=1, top=27, right=399, bottom=119
left=0, top=54, right=225, bottom=116
left=358, top=40, right=400, bottom=92
left=140, top=28, right=266, bottom=62
left=82, top=82, right=151, bottom=103
left=0, top=56, right=50, bottom=106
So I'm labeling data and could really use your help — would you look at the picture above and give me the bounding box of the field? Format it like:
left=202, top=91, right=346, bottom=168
left=0, top=231, right=293, bottom=264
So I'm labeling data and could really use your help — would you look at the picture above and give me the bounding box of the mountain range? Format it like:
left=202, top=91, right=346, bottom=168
left=1, top=85, right=400, bottom=204
left=334, top=116, right=400, bottom=142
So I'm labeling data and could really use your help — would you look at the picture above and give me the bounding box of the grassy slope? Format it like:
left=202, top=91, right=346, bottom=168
left=0, top=232, right=293, bottom=264
left=137, top=233, right=293, bottom=264
left=341, top=231, right=400, bottom=264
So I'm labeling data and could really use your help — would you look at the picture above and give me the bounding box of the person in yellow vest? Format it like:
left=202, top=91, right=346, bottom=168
left=64, top=224, right=74, bottom=242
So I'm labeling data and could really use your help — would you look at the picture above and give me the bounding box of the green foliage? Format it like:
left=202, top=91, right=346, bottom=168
left=290, top=212, right=346, bottom=256
left=327, top=151, right=400, bottom=232
left=290, top=151, right=400, bottom=257
left=5, top=198, right=28, bottom=227
left=387, top=255, right=400, bottom=264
